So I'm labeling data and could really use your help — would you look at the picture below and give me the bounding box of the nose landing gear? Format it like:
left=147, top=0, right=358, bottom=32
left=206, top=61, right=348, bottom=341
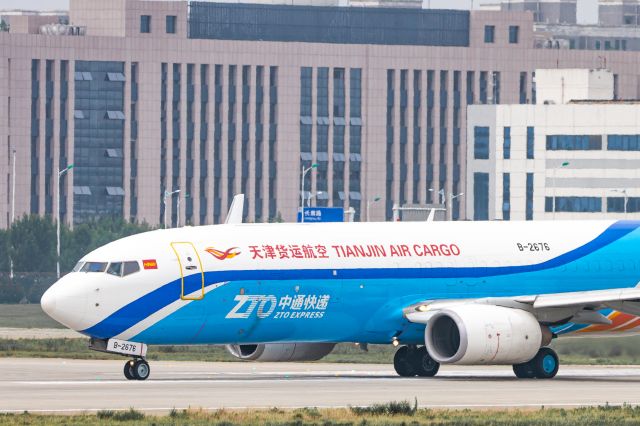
left=123, top=358, right=151, bottom=380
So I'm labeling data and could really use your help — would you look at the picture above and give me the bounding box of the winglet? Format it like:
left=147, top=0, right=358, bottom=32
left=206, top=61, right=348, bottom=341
left=225, top=194, right=245, bottom=224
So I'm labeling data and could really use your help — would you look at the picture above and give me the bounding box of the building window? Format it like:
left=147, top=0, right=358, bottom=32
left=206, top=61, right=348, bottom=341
left=608, top=135, right=640, bottom=151
left=607, top=197, right=625, bottom=213
left=509, top=26, right=519, bottom=44
left=526, top=173, right=533, bottom=220
left=527, top=126, right=534, bottom=159
left=503, top=127, right=510, bottom=159
left=484, top=25, right=495, bottom=43
left=166, top=15, right=176, bottom=34
left=546, top=135, right=602, bottom=151
left=140, top=15, right=151, bottom=33
left=502, top=173, right=510, bottom=220
left=628, top=198, right=640, bottom=212
left=473, top=126, right=489, bottom=159
left=473, top=172, right=489, bottom=220
left=547, top=196, right=602, bottom=213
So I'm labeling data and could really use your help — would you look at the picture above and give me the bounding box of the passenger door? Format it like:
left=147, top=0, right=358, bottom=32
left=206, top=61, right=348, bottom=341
left=170, top=242, right=205, bottom=300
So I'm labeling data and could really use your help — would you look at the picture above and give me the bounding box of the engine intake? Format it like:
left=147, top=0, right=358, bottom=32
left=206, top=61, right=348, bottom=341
left=226, top=343, right=335, bottom=362
left=425, top=304, right=546, bottom=365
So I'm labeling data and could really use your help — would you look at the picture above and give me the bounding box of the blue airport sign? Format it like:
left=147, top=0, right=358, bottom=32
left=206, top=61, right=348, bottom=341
left=297, top=207, right=344, bottom=223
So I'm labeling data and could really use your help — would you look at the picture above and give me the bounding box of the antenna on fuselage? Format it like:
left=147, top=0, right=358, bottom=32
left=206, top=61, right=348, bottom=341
left=225, top=194, right=245, bottom=224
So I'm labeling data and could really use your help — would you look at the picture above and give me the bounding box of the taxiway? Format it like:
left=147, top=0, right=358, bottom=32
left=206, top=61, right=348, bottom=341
left=2, top=358, right=640, bottom=413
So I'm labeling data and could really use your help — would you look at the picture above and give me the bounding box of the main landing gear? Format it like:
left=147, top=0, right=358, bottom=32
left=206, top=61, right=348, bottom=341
left=512, top=347, right=559, bottom=379
left=123, top=358, right=151, bottom=381
left=393, top=345, right=440, bottom=377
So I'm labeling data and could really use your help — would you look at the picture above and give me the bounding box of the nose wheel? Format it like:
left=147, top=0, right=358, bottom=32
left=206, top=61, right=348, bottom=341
left=123, top=358, right=150, bottom=381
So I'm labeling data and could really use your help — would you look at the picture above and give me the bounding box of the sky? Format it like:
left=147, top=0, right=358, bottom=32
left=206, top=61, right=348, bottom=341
left=1, top=0, right=599, bottom=24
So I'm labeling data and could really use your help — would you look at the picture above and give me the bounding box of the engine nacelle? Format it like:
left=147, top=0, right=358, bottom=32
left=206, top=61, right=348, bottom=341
left=225, top=343, right=335, bottom=362
left=425, top=305, right=545, bottom=365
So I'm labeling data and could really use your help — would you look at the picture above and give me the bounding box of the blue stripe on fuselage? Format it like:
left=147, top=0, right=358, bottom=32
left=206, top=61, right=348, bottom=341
left=81, top=221, right=639, bottom=339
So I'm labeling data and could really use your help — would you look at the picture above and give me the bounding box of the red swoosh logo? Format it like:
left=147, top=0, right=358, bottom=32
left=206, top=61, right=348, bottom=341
left=205, top=247, right=241, bottom=260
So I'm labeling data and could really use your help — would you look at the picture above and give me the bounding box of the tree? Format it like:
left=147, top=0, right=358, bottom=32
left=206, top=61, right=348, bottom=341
left=9, top=215, right=56, bottom=273
left=0, top=229, right=9, bottom=272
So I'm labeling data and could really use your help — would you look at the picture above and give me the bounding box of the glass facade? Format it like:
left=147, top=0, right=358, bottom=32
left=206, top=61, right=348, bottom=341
left=317, top=67, right=329, bottom=207
left=349, top=68, right=362, bottom=220
left=332, top=68, right=346, bottom=207
left=526, top=172, right=533, bottom=220
left=385, top=69, right=394, bottom=219
left=473, top=126, right=489, bottom=159
left=130, top=62, right=138, bottom=221
left=527, top=126, right=534, bottom=159
left=30, top=59, right=40, bottom=214
left=160, top=63, right=168, bottom=225
left=399, top=69, right=408, bottom=207
left=227, top=65, right=236, bottom=209
left=241, top=65, right=250, bottom=219
left=503, top=126, right=511, bottom=159
left=254, top=65, right=264, bottom=222
left=268, top=66, right=278, bottom=220
left=199, top=64, right=209, bottom=224
left=171, top=63, right=181, bottom=227
left=502, top=173, right=510, bottom=220
left=213, top=64, right=223, bottom=223
left=45, top=60, right=53, bottom=216
left=545, top=196, right=601, bottom=213
left=607, top=135, right=640, bottom=150
left=473, top=172, right=489, bottom=220
left=484, top=25, right=495, bottom=43
left=59, top=60, right=69, bottom=223
left=412, top=70, right=421, bottom=204
left=188, top=3, right=470, bottom=47
left=73, top=60, right=125, bottom=223
left=426, top=70, right=434, bottom=203
left=546, top=135, right=602, bottom=150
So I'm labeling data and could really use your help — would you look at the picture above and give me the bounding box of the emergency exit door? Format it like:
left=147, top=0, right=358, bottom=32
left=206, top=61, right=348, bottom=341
left=170, top=242, right=205, bottom=300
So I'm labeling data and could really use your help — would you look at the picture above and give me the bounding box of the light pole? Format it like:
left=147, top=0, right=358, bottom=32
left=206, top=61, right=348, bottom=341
left=9, top=150, right=15, bottom=279
left=366, top=196, right=381, bottom=222
left=176, top=193, right=190, bottom=227
left=300, top=163, right=317, bottom=223
left=56, top=163, right=74, bottom=279
left=307, top=191, right=325, bottom=207
left=552, top=161, right=569, bottom=220
left=163, top=189, right=180, bottom=228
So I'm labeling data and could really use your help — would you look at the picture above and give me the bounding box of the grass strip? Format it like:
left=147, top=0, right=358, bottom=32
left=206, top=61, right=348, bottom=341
left=3, top=403, right=640, bottom=425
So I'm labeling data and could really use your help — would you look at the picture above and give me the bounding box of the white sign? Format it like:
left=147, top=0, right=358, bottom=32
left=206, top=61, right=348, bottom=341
left=106, top=338, right=147, bottom=357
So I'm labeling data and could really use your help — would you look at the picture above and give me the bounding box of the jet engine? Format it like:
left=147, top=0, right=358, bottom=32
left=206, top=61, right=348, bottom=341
left=225, top=343, right=336, bottom=362
left=425, top=304, right=550, bottom=365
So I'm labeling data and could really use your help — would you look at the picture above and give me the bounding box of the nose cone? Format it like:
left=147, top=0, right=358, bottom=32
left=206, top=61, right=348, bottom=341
left=40, top=277, right=88, bottom=331
left=40, top=288, right=57, bottom=318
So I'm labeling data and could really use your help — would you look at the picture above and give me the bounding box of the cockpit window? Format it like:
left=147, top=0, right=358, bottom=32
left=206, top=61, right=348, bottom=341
left=80, top=262, right=108, bottom=273
left=106, top=262, right=123, bottom=276
left=72, top=261, right=84, bottom=272
left=123, top=261, right=140, bottom=276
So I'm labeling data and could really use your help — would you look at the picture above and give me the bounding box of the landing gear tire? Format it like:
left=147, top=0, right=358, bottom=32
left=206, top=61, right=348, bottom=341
left=512, top=362, right=535, bottom=379
left=393, top=346, right=416, bottom=377
left=393, top=346, right=440, bottom=377
left=531, top=347, right=559, bottom=379
left=512, top=347, right=559, bottom=379
left=123, top=361, right=135, bottom=380
left=415, top=347, right=440, bottom=377
left=131, top=359, right=151, bottom=381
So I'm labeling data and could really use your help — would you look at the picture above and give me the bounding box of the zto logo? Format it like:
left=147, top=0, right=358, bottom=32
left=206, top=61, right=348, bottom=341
left=205, top=247, right=241, bottom=260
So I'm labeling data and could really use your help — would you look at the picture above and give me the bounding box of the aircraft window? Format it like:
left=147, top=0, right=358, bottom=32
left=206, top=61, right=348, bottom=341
left=123, top=261, right=140, bottom=277
left=107, top=262, right=123, bottom=276
left=80, top=262, right=108, bottom=273
left=72, top=262, right=84, bottom=272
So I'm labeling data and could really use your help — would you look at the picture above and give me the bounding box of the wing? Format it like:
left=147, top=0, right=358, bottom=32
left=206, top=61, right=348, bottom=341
left=405, top=286, right=640, bottom=327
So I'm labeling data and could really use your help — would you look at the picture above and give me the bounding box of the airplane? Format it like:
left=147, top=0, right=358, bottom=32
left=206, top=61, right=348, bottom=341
left=40, top=194, right=640, bottom=380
